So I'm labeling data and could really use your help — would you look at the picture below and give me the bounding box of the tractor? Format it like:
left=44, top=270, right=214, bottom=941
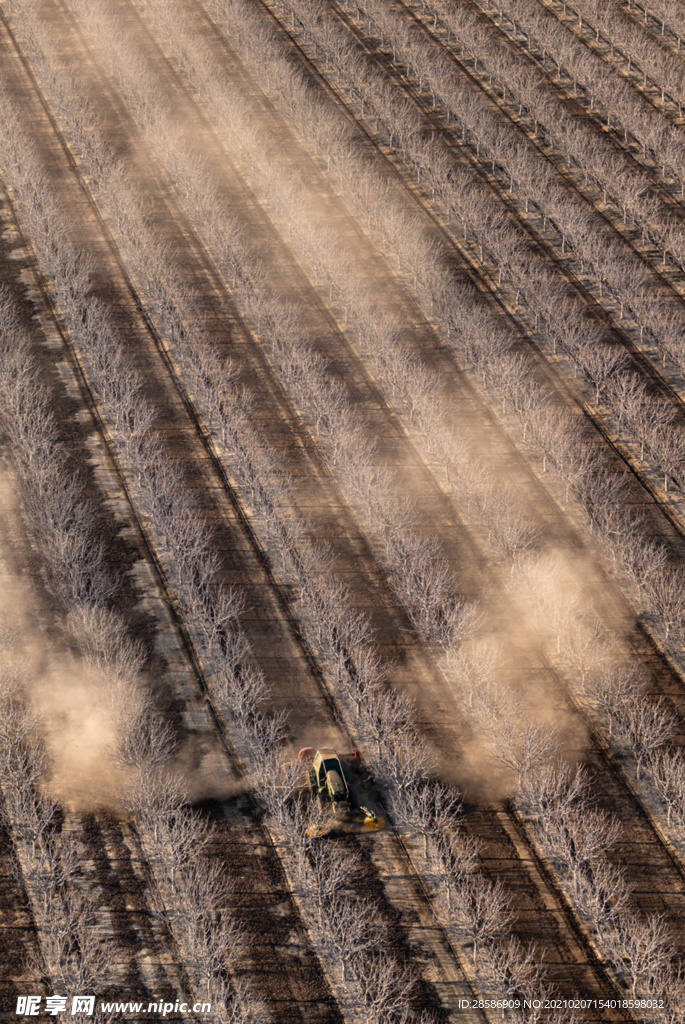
left=298, top=747, right=384, bottom=829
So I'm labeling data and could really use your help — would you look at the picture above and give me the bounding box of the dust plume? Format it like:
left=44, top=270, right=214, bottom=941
left=0, top=566, right=131, bottom=811
left=27, top=650, right=130, bottom=811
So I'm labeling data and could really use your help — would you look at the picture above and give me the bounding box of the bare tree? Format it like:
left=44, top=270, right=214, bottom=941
left=605, top=914, right=675, bottom=1000
left=518, top=760, right=591, bottom=819
left=572, top=857, right=633, bottom=929
left=356, top=949, right=418, bottom=1022
left=369, top=729, right=434, bottom=811
left=307, top=842, right=360, bottom=927
left=34, top=887, right=110, bottom=993
left=560, top=616, right=615, bottom=686
left=649, top=747, right=685, bottom=830
left=113, top=711, right=178, bottom=775
left=646, top=421, right=685, bottom=493
left=518, top=761, right=630, bottom=926
left=385, top=530, right=464, bottom=648
left=319, top=894, right=385, bottom=983
left=155, top=806, right=212, bottom=892
left=482, top=935, right=545, bottom=1002
left=488, top=502, right=540, bottom=573
left=173, top=858, right=246, bottom=999
left=392, top=779, right=463, bottom=856
left=431, top=829, right=480, bottom=909
left=647, top=565, right=685, bottom=640
left=364, top=686, right=416, bottom=760
left=68, top=605, right=145, bottom=681
left=615, top=696, right=677, bottom=779
left=124, top=769, right=187, bottom=841
left=580, top=664, right=647, bottom=734
left=553, top=805, right=623, bottom=892
left=450, top=875, right=512, bottom=964
left=487, top=709, right=560, bottom=790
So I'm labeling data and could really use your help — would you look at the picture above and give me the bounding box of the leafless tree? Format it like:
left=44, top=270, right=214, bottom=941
left=154, top=806, right=212, bottom=891
left=521, top=761, right=628, bottom=926
left=173, top=857, right=246, bottom=998
left=557, top=613, right=615, bottom=684
left=68, top=605, right=146, bottom=682
left=356, top=949, right=418, bottom=1022
left=573, top=856, right=633, bottom=929
left=430, top=829, right=480, bottom=908
left=124, top=769, right=187, bottom=841
left=370, top=728, right=434, bottom=802
left=467, top=684, right=561, bottom=789
left=385, top=530, right=465, bottom=648
left=33, top=887, right=110, bottom=993
left=392, top=779, right=463, bottom=856
left=605, top=914, right=676, bottom=1000
left=113, top=711, right=178, bottom=775
left=646, top=565, right=685, bottom=640
left=646, top=421, right=685, bottom=493
left=488, top=502, right=541, bottom=573
left=363, top=686, right=416, bottom=760
left=518, top=759, right=591, bottom=819
left=319, top=894, right=385, bottom=983
left=482, top=934, right=545, bottom=1002
left=450, top=874, right=512, bottom=964
left=548, top=804, right=622, bottom=890
left=649, top=747, right=685, bottom=830
left=615, top=696, right=677, bottom=779
left=307, top=842, right=361, bottom=927
left=580, top=664, right=647, bottom=735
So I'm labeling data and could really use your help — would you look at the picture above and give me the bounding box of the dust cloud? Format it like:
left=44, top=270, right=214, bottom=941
left=0, top=476, right=164, bottom=811
left=7, top=603, right=240, bottom=813
left=0, top=580, right=130, bottom=810
left=441, top=535, right=635, bottom=802
left=31, top=660, right=128, bottom=809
